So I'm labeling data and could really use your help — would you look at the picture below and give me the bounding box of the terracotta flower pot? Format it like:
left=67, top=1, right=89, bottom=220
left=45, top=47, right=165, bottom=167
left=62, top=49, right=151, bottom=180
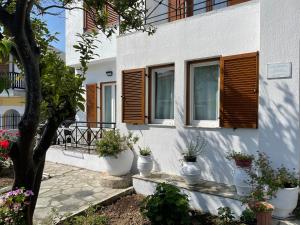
left=256, top=211, right=272, bottom=225
left=234, top=159, right=252, bottom=168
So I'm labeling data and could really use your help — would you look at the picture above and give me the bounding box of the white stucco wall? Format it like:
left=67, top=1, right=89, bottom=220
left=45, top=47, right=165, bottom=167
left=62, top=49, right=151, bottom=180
left=76, top=59, right=116, bottom=122
left=117, top=1, right=260, bottom=185
left=65, top=1, right=117, bottom=66
left=259, top=0, right=300, bottom=171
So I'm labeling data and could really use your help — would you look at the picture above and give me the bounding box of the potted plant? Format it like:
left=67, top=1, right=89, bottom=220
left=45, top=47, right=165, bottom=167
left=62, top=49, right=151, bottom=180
left=269, top=166, right=299, bottom=219
left=226, top=151, right=254, bottom=168
left=249, top=201, right=274, bottom=225
left=226, top=151, right=254, bottom=196
left=240, top=208, right=256, bottom=225
left=96, top=130, right=138, bottom=176
left=247, top=152, right=299, bottom=219
left=180, top=136, right=207, bottom=185
left=137, top=147, right=153, bottom=177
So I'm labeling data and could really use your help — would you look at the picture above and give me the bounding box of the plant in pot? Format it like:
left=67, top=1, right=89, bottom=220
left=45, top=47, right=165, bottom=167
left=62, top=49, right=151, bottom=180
left=226, top=151, right=254, bottom=196
left=0, top=130, right=15, bottom=175
left=247, top=152, right=299, bottom=219
left=96, top=130, right=139, bottom=176
left=137, top=147, right=153, bottom=177
left=180, top=136, right=207, bottom=185
left=249, top=201, right=274, bottom=225
left=240, top=208, right=256, bottom=225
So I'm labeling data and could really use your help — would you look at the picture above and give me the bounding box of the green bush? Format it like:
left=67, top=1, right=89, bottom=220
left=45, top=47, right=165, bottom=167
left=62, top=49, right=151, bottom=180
left=217, top=207, right=236, bottom=225
left=240, top=208, right=256, bottom=225
left=96, top=130, right=138, bottom=157
left=140, top=183, right=190, bottom=225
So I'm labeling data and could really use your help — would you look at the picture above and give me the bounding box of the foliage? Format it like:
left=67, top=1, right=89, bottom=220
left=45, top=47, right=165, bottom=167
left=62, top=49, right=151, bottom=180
left=0, top=130, right=18, bottom=164
left=0, top=37, right=12, bottom=93
left=182, top=136, right=207, bottom=162
left=216, top=207, right=236, bottom=225
left=40, top=50, right=85, bottom=122
left=140, top=183, right=190, bottom=225
left=249, top=201, right=274, bottom=213
left=239, top=208, right=256, bottom=225
left=139, top=146, right=151, bottom=156
left=246, top=152, right=299, bottom=202
left=43, top=206, right=108, bottom=225
left=96, top=130, right=139, bottom=157
left=73, top=31, right=100, bottom=76
left=0, top=188, right=34, bottom=225
left=226, top=151, right=254, bottom=162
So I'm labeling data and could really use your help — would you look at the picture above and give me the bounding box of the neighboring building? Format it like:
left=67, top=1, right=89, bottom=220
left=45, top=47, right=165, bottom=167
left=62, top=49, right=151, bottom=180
left=62, top=0, right=300, bottom=214
left=0, top=54, right=25, bottom=129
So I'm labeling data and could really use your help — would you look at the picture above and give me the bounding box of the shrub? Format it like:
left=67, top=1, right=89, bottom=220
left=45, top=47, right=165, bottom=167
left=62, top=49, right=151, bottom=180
left=0, top=130, right=19, bottom=165
left=226, top=151, right=254, bottom=162
left=139, top=147, right=151, bottom=156
left=216, top=207, right=236, bottom=225
left=96, top=130, right=138, bottom=158
left=140, top=183, right=190, bottom=225
left=240, top=208, right=256, bottom=225
left=0, top=188, right=34, bottom=225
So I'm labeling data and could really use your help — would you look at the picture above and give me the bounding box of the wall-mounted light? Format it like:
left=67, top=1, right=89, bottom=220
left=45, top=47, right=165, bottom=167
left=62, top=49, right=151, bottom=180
left=106, top=71, right=113, bottom=77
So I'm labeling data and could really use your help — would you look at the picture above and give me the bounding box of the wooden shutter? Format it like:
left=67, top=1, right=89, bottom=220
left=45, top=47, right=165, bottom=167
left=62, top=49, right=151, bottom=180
left=86, top=83, right=97, bottom=127
left=83, top=2, right=97, bottom=32
left=122, top=69, right=145, bottom=124
left=106, top=4, right=118, bottom=25
left=169, top=0, right=186, bottom=22
left=220, top=52, right=258, bottom=129
left=228, top=0, right=249, bottom=6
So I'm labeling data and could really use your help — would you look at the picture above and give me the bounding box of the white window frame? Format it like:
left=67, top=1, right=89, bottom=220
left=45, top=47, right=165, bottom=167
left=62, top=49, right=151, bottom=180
left=151, top=66, right=175, bottom=126
left=102, top=83, right=116, bottom=124
left=190, top=61, right=220, bottom=128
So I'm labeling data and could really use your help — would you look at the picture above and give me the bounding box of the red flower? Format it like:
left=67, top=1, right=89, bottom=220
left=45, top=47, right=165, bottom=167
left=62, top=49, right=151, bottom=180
left=0, top=140, right=10, bottom=149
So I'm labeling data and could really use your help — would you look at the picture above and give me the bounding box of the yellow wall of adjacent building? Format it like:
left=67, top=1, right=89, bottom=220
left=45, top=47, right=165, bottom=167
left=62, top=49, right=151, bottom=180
left=0, top=97, right=25, bottom=106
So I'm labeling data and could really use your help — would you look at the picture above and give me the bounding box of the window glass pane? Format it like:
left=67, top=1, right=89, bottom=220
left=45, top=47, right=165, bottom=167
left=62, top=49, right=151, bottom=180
left=155, top=70, right=174, bottom=119
left=213, top=0, right=227, bottom=10
left=193, top=0, right=207, bottom=15
left=193, top=64, right=219, bottom=120
left=104, top=86, right=112, bottom=123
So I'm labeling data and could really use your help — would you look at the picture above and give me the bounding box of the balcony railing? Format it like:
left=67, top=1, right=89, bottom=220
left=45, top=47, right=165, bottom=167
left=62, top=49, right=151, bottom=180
left=0, top=72, right=25, bottom=90
left=145, top=0, right=249, bottom=26
left=37, top=120, right=117, bottom=153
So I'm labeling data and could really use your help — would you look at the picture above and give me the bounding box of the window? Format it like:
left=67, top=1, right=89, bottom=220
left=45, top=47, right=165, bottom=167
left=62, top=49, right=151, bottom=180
left=151, top=66, right=175, bottom=125
left=2, top=109, right=21, bottom=129
left=101, top=82, right=116, bottom=127
left=189, top=61, right=220, bottom=127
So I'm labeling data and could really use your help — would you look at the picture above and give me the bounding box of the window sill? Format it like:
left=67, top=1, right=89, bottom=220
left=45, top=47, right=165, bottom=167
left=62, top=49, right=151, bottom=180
left=184, top=125, right=221, bottom=129
left=147, top=124, right=176, bottom=128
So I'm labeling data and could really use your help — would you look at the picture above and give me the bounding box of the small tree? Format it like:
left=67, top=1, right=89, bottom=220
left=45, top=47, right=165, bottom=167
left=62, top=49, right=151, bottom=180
left=0, top=1, right=153, bottom=224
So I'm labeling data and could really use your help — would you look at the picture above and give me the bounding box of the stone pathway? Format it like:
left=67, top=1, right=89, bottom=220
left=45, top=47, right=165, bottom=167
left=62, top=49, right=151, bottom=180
left=33, top=162, right=129, bottom=224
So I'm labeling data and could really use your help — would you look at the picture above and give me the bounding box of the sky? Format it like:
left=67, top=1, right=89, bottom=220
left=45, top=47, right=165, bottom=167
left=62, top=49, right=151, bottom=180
left=43, top=10, right=66, bottom=52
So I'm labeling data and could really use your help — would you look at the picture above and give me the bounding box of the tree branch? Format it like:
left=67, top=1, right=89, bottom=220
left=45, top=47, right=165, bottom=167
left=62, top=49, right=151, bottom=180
left=33, top=119, right=60, bottom=163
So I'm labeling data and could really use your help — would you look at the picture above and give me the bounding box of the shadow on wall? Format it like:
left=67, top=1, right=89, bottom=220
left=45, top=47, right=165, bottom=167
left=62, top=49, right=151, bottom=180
left=174, top=100, right=258, bottom=185
left=259, top=79, right=299, bottom=170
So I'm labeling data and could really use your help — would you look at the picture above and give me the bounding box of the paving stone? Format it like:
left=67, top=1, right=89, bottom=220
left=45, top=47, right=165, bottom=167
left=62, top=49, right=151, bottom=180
left=33, top=161, right=129, bottom=225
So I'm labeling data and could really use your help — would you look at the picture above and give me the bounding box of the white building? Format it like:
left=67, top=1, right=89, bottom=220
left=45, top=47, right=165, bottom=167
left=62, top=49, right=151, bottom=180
left=62, top=0, right=300, bottom=214
left=0, top=55, right=25, bottom=129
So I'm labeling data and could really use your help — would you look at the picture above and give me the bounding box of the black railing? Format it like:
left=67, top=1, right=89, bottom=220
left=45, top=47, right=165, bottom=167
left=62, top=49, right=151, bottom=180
left=49, top=121, right=117, bottom=152
left=0, top=72, right=25, bottom=89
left=145, top=0, right=245, bottom=26
left=0, top=114, right=22, bottom=129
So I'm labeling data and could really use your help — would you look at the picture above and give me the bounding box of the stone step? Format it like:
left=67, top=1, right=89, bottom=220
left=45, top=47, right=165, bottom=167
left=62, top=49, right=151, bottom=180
left=272, top=219, right=300, bottom=225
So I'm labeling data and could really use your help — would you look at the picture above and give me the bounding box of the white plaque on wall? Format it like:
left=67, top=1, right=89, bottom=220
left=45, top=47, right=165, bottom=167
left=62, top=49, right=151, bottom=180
left=267, top=62, right=292, bottom=79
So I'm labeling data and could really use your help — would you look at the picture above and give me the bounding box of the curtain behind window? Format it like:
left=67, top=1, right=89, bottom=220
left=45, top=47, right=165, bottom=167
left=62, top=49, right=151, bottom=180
left=155, top=70, right=174, bottom=119
left=193, top=65, right=219, bottom=120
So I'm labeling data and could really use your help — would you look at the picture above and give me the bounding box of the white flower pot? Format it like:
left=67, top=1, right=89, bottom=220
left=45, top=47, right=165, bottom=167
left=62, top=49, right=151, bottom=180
left=137, top=155, right=153, bottom=177
left=269, top=187, right=299, bottom=219
left=233, top=166, right=252, bottom=196
left=102, top=149, right=134, bottom=176
left=180, top=161, right=200, bottom=185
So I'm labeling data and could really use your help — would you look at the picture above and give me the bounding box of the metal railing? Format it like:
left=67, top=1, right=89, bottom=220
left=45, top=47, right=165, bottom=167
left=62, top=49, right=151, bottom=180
left=0, top=72, right=25, bottom=89
left=145, top=0, right=245, bottom=26
left=50, top=121, right=117, bottom=153
left=0, top=114, right=22, bottom=129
